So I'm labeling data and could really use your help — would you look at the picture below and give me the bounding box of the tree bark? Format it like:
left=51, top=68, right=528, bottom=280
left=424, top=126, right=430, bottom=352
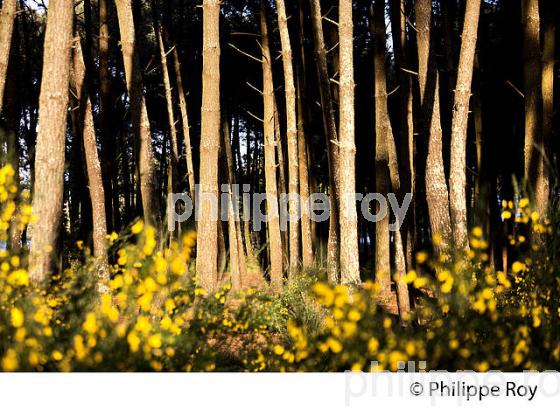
left=98, top=0, right=119, bottom=233
left=261, top=0, right=284, bottom=288
left=196, top=0, right=222, bottom=291
left=222, top=116, right=247, bottom=289
left=0, top=0, right=16, bottom=112
left=338, top=0, right=360, bottom=284
left=153, top=5, right=179, bottom=193
left=415, top=0, right=452, bottom=250
left=371, top=1, right=410, bottom=317
left=70, top=37, right=109, bottom=284
left=114, top=0, right=158, bottom=225
left=28, top=0, right=74, bottom=283
left=297, top=70, right=313, bottom=269
left=449, top=0, right=481, bottom=249
left=172, top=47, right=196, bottom=201
left=310, top=0, right=340, bottom=282
left=275, top=0, right=300, bottom=274
left=537, top=17, right=554, bottom=217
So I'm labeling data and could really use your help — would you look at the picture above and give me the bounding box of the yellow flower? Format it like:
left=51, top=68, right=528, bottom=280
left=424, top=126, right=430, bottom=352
left=347, top=309, right=361, bottom=322
left=413, top=277, right=428, bottom=289
left=512, top=261, right=526, bottom=273
left=273, top=345, right=285, bottom=355
left=351, top=362, right=362, bottom=371
left=471, top=226, right=483, bottom=238
left=441, top=277, right=454, bottom=294
left=7, top=269, right=30, bottom=287
left=52, top=351, right=63, bottom=361
left=501, top=210, right=512, bottom=220
left=127, top=332, right=141, bottom=352
left=326, top=337, right=343, bottom=354
left=83, top=313, right=99, bottom=334
left=2, top=349, right=18, bottom=372
left=131, top=220, right=145, bottom=234
left=368, top=337, right=379, bottom=354
left=404, top=270, right=417, bottom=284
left=415, top=252, right=428, bottom=264
left=148, top=334, right=162, bottom=349
left=10, top=307, right=24, bottom=328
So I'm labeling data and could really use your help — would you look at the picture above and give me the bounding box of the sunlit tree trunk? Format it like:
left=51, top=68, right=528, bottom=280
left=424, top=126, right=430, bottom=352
left=449, top=0, right=481, bottom=249
left=261, top=0, right=284, bottom=288
left=173, top=47, right=196, bottom=200
left=28, top=0, right=73, bottom=283
left=338, top=0, right=360, bottom=284
left=196, top=0, right=222, bottom=291
left=415, top=0, right=452, bottom=250
left=222, top=116, right=247, bottom=289
left=537, top=16, right=554, bottom=217
left=275, top=0, right=300, bottom=273
left=70, top=37, right=109, bottom=284
left=114, top=0, right=158, bottom=225
left=297, top=72, right=313, bottom=269
left=310, top=0, right=340, bottom=282
left=372, top=0, right=409, bottom=317
left=98, top=0, right=119, bottom=233
left=153, top=5, right=179, bottom=193
left=0, top=0, right=16, bottom=112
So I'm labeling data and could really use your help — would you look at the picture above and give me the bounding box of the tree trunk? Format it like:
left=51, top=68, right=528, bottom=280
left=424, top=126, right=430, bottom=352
left=0, top=0, right=16, bottom=112
left=537, top=17, right=554, bottom=217
left=196, top=0, right=222, bottom=291
left=70, top=37, right=109, bottom=284
left=372, top=0, right=410, bottom=317
left=261, top=0, right=284, bottom=288
left=415, top=0, right=452, bottom=250
left=98, top=0, right=119, bottom=233
left=310, top=0, right=340, bottom=282
left=222, top=116, right=247, bottom=289
left=297, top=70, right=313, bottom=269
left=28, top=0, right=74, bottom=283
left=114, top=0, right=158, bottom=225
left=172, top=47, right=196, bottom=201
left=449, top=0, right=481, bottom=249
left=338, top=0, right=360, bottom=284
left=153, top=6, right=180, bottom=193
left=275, top=0, right=300, bottom=274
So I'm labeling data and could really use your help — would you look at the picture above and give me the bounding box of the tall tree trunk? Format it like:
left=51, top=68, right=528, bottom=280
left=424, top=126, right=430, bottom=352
left=372, top=1, right=410, bottom=317
left=449, top=0, right=481, bottom=249
left=0, top=0, right=16, bottom=112
left=261, top=0, right=284, bottom=288
left=114, top=0, right=158, bottom=225
left=70, top=37, right=109, bottom=284
left=389, top=0, right=415, bottom=269
left=98, top=0, right=118, bottom=233
left=338, top=0, right=360, bottom=284
left=415, top=0, right=452, bottom=250
left=273, top=94, right=288, bottom=262
left=275, top=0, right=300, bottom=273
left=538, top=16, right=554, bottom=217
left=522, top=0, right=543, bottom=206
left=28, top=0, right=73, bottom=283
left=172, top=47, right=196, bottom=200
left=297, top=70, right=313, bottom=269
left=196, top=0, right=221, bottom=290
left=222, top=116, right=247, bottom=289
left=153, top=6, right=179, bottom=193
left=310, top=0, right=340, bottom=282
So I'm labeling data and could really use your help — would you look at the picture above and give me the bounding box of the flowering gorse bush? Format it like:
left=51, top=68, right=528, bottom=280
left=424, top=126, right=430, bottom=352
left=1, top=163, right=560, bottom=372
